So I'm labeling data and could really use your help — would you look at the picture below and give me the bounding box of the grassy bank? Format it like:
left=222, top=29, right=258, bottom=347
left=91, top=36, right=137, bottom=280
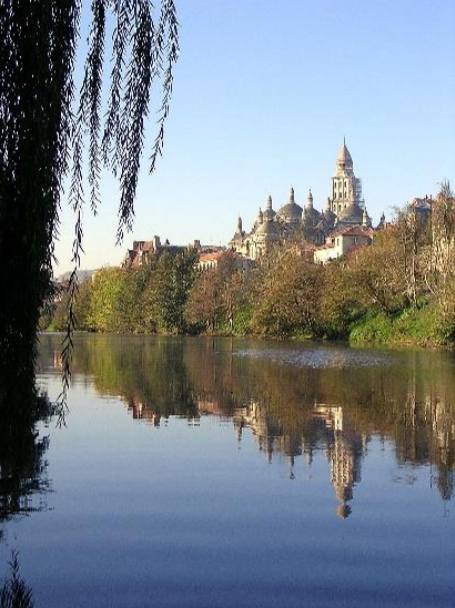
left=348, top=304, right=455, bottom=348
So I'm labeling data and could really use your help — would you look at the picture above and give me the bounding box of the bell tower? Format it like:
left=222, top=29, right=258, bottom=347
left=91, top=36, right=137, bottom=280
left=329, top=139, right=363, bottom=216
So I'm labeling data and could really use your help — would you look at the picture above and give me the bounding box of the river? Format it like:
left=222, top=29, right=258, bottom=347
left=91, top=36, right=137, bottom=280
left=1, top=334, right=454, bottom=607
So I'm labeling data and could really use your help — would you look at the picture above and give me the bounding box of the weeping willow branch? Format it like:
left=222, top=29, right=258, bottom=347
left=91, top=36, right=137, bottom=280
left=0, top=0, right=180, bottom=413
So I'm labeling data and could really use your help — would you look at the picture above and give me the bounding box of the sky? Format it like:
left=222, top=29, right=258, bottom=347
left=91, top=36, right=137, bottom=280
left=55, top=0, right=455, bottom=274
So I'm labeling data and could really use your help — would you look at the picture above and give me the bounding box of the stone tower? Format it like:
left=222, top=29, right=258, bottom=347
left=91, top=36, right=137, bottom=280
left=330, top=139, right=364, bottom=216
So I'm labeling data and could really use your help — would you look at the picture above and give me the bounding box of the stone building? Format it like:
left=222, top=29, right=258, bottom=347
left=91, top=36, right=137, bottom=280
left=314, top=225, right=374, bottom=265
left=229, top=141, right=383, bottom=261
left=122, top=237, right=224, bottom=269
left=196, top=250, right=252, bottom=272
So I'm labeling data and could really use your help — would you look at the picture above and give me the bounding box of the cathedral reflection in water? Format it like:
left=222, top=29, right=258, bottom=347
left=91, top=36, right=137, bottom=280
left=39, top=334, right=455, bottom=519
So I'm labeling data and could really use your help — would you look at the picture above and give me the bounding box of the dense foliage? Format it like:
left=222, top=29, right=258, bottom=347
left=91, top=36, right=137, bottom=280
left=47, top=184, right=455, bottom=347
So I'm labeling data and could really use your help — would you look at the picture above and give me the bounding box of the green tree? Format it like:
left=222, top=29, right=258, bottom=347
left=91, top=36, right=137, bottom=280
left=114, top=267, right=150, bottom=333
left=319, top=259, right=359, bottom=338
left=88, top=268, right=124, bottom=332
left=142, top=249, right=197, bottom=333
left=185, top=269, right=221, bottom=333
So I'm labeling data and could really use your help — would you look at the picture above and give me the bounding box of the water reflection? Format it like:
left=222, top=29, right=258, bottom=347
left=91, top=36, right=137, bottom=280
left=39, top=334, right=455, bottom=518
left=0, top=395, right=52, bottom=538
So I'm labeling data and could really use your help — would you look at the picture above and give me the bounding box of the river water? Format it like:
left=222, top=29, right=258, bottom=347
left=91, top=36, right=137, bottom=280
left=1, top=334, right=454, bottom=607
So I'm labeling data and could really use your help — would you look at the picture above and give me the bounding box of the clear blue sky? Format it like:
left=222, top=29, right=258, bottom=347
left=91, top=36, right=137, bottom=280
left=55, top=0, right=455, bottom=273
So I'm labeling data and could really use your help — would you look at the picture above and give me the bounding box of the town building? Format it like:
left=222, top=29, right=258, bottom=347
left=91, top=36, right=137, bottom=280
left=122, top=237, right=224, bottom=269
left=196, top=250, right=252, bottom=272
left=314, top=225, right=374, bottom=265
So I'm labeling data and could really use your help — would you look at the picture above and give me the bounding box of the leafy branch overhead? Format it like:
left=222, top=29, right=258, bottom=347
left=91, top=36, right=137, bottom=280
left=65, top=0, right=179, bottom=394
left=0, top=0, right=179, bottom=409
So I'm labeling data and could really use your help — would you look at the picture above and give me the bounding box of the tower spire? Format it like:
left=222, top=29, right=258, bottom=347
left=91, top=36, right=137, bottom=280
left=289, top=186, right=295, bottom=204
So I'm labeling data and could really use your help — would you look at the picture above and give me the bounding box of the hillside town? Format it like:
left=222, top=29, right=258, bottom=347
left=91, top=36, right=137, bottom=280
left=47, top=142, right=453, bottom=351
left=120, top=141, right=433, bottom=271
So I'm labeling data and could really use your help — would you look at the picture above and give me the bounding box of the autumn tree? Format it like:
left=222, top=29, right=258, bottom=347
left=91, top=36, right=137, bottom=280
left=185, top=269, right=221, bottom=333
left=423, top=182, right=455, bottom=318
left=319, top=259, right=359, bottom=338
left=348, top=229, right=407, bottom=315
left=251, top=248, right=322, bottom=336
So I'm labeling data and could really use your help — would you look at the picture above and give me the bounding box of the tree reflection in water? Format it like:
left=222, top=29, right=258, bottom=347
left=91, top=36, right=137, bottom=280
left=39, top=334, right=455, bottom=518
left=0, top=393, right=53, bottom=607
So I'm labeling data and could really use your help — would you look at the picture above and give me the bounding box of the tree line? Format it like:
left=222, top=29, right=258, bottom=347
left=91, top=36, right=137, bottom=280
left=45, top=184, right=455, bottom=347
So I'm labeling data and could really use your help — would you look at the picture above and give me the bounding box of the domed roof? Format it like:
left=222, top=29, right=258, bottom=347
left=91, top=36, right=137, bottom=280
left=338, top=201, right=363, bottom=221
left=255, top=220, right=281, bottom=240
left=277, top=187, right=303, bottom=221
left=278, top=202, right=303, bottom=221
left=304, top=206, right=321, bottom=221
left=324, top=207, right=336, bottom=220
left=322, top=208, right=336, bottom=229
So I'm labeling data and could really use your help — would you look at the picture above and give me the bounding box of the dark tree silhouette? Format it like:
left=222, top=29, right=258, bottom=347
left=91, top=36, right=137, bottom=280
left=0, top=0, right=179, bottom=412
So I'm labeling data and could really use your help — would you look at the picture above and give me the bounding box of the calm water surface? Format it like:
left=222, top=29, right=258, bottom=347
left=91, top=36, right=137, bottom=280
left=1, top=334, right=454, bottom=607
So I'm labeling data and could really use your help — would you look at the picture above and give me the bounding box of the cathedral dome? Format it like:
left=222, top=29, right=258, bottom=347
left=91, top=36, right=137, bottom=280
left=255, top=220, right=281, bottom=240
left=338, top=201, right=363, bottom=222
left=322, top=208, right=336, bottom=230
left=304, top=207, right=321, bottom=222
left=278, top=202, right=303, bottom=222
left=277, top=187, right=303, bottom=222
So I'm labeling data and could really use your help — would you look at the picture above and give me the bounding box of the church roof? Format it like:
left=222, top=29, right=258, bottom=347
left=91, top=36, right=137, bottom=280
left=229, top=231, right=244, bottom=245
left=278, top=202, right=303, bottom=220
left=322, top=208, right=336, bottom=226
left=277, top=187, right=303, bottom=221
left=336, top=139, right=353, bottom=164
left=255, top=220, right=281, bottom=238
left=332, top=225, right=374, bottom=238
left=338, top=201, right=363, bottom=221
left=304, top=206, right=321, bottom=221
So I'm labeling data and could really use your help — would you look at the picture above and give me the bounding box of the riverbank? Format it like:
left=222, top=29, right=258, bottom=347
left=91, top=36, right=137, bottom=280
left=347, top=304, right=455, bottom=349
left=44, top=300, right=455, bottom=351
left=44, top=215, right=455, bottom=351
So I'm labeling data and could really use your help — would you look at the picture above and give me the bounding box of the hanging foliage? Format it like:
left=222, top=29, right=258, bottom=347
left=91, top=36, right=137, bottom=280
left=0, top=0, right=179, bottom=412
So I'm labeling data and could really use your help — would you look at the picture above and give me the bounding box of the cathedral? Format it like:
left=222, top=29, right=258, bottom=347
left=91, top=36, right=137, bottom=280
left=229, top=140, right=385, bottom=261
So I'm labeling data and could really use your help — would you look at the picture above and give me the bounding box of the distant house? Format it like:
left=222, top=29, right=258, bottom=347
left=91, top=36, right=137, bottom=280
left=196, top=250, right=252, bottom=272
left=122, top=236, right=163, bottom=268
left=122, top=237, right=229, bottom=269
left=121, top=236, right=194, bottom=268
left=314, top=225, right=374, bottom=265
